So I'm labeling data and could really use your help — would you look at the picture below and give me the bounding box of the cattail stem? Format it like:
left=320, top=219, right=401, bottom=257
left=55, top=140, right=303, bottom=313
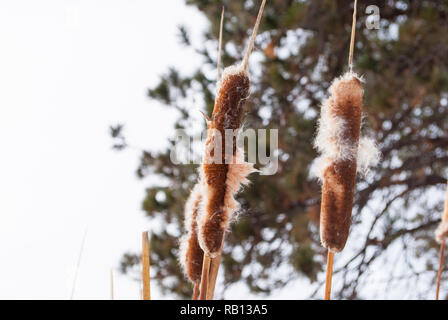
left=241, top=0, right=266, bottom=71
left=217, top=6, right=224, bottom=82
left=192, top=282, right=200, bottom=300
left=436, top=238, right=446, bottom=300
left=348, top=0, right=358, bottom=71
left=142, top=231, right=151, bottom=300
left=199, top=254, right=211, bottom=300
left=206, top=253, right=222, bottom=299
left=324, top=251, right=334, bottom=300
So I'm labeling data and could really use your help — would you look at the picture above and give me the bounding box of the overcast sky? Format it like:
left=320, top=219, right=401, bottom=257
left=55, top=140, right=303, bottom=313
left=0, top=0, right=210, bottom=299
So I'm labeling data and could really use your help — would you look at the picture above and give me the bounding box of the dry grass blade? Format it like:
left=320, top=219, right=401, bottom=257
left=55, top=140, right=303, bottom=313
left=70, top=227, right=88, bottom=300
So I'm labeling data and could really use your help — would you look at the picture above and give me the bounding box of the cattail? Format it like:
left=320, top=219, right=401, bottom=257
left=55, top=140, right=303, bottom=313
left=179, top=7, right=225, bottom=301
left=198, top=68, right=256, bottom=257
left=197, top=0, right=266, bottom=299
left=179, top=183, right=204, bottom=299
left=314, top=72, right=364, bottom=252
left=435, top=180, right=448, bottom=300
left=312, top=0, right=380, bottom=300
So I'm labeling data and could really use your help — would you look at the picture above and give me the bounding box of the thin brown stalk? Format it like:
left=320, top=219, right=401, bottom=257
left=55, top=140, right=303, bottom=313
left=241, top=0, right=266, bottom=71
left=110, top=268, right=114, bottom=300
left=436, top=238, right=446, bottom=300
left=199, top=254, right=211, bottom=300
left=324, top=251, right=334, bottom=300
left=142, top=231, right=151, bottom=300
left=217, top=6, right=224, bottom=82
left=348, top=0, right=358, bottom=71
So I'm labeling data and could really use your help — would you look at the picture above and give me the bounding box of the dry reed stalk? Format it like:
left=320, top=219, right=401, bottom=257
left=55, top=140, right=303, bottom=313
left=110, top=268, right=114, bottom=300
left=142, top=231, right=151, bottom=300
left=348, top=0, right=357, bottom=70
left=198, top=0, right=265, bottom=299
left=312, top=0, right=379, bottom=300
left=217, top=6, right=224, bottom=83
left=70, top=227, right=88, bottom=300
left=324, top=251, right=334, bottom=300
left=435, top=180, right=448, bottom=300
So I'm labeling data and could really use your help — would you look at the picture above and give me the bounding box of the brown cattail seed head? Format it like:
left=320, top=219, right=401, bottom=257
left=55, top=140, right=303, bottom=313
left=179, top=183, right=204, bottom=284
left=317, top=72, right=363, bottom=252
left=198, top=66, right=253, bottom=257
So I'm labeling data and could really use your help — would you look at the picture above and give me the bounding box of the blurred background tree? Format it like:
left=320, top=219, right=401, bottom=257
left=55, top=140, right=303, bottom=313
left=111, top=0, right=448, bottom=299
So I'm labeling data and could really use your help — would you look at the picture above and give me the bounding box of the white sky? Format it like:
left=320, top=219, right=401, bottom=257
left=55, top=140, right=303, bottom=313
left=0, top=0, right=208, bottom=299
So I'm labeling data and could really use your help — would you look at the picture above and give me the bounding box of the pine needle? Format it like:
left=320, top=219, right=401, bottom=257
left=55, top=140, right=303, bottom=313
left=217, top=6, right=225, bottom=82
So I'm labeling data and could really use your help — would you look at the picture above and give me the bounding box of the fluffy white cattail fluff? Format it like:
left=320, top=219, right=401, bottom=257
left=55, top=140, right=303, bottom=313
left=435, top=181, right=448, bottom=243
left=312, top=72, right=380, bottom=182
left=357, top=136, right=381, bottom=176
